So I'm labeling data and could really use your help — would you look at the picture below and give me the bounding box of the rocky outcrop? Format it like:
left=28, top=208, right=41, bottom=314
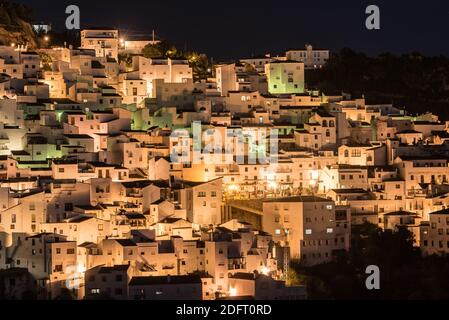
left=0, top=23, right=38, bottom=48
left=0, top=0, right=38, bottom=48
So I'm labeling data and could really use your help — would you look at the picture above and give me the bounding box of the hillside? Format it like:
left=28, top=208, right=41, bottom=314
left=0, top=0, right=38, bottom=48
left=307, top=48, right=449, bottom=120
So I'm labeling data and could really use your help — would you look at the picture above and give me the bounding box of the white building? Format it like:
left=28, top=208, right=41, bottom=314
left=81, top=28, right=119, bottom=61
left=286, top=45, right=330, bottom=69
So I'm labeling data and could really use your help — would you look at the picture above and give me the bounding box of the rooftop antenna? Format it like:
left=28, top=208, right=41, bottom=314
left=152, top=29, right=155, bottom=43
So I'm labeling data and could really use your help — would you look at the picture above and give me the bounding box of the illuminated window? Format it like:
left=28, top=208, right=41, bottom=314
left=351, top=150, right=362, bottom=157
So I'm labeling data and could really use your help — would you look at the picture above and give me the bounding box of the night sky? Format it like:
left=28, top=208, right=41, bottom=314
left=15, top=0, right=449, bottom=60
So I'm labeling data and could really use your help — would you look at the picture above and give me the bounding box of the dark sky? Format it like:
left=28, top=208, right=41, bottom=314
left=16, top=0, right=449, bottom=60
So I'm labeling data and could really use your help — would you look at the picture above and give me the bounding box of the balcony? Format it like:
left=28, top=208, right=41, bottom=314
left=126, top=191, right=143, bottom=198
left=407, top=189, right=429, bottom=198
left=228, top=263, right=246, bottom=270
left=275, top=169, right=293, bottom=174
left=412, top=163, right=447, bottom=168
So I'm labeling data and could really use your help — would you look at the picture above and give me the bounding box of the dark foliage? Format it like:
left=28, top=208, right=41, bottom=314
left=292, top=223, right=449, bottom=299
left=142, top=40, right=212, bottom=81
left=0, top=0, right=33, bottom=27
left=307, top=48, right=449, bottom=120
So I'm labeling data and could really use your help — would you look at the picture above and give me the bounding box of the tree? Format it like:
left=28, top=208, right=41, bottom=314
left=54, top=288, right=75, bottom=300
left=244, top=63, right=257, bottom=73
left=38, top=52, right=52, bottom=72
left=0, top=7, right=11, bottom=25
left=187, top=52, right=211, bottom=81
left=118, top=53, right=133, bottom=69
left=142, top=44, right=163, bottom=59
left=307, top=48, right=449, bottom=120
left=142, top=38, right=212, bottom=81
left=288, top=222, right=449, bottom=299
left=14, top=3, right=32, bottom=21
left=285, top=268, right=305, bottom=286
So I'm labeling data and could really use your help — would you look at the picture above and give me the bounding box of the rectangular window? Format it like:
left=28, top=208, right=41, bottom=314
left=351, top=150, right=362, bottom=157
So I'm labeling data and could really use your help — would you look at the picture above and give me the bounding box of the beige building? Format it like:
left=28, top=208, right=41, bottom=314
left=81, top=28, right=119, bottom=61
left=420, top=209, right=449, bottom=256
left=128, top=274, right=202, bottom=300
left=286, top=45, right=330, bottom=69
left=131, top=57, right=192, bottom=96
left=338, top=142, right=387, bottom=166
left=2, top=233, right=79, bottom=299
left=85, top=264, right=131, bottom=299
left=228, top=273, right=306, bottom=300
left=394, top=156, right=449, bottom=192
left=263, top=196, right=350, bottom=265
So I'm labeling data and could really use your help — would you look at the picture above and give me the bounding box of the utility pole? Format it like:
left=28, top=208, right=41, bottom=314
left=283, top=245, right=289, bottom=281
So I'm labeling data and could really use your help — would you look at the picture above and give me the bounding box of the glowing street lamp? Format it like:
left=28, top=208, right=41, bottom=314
left=77, top=264, right=87, bottom=273
left=311, top=170, right=319, bottom=181
left=229, top=287, right=238, bottom=297
left=310, top=170, right=319, bottom=190
left=260, top=266, right=270, bottom=276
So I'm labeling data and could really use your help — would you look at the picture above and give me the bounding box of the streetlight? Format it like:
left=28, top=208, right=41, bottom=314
left=311, top=170, right=319, bottom=181
left=309, top=170, right=320, bottom=196
left=260, top=266, right=270, bottom=276
left=269, top=181, right=277, bottom=190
